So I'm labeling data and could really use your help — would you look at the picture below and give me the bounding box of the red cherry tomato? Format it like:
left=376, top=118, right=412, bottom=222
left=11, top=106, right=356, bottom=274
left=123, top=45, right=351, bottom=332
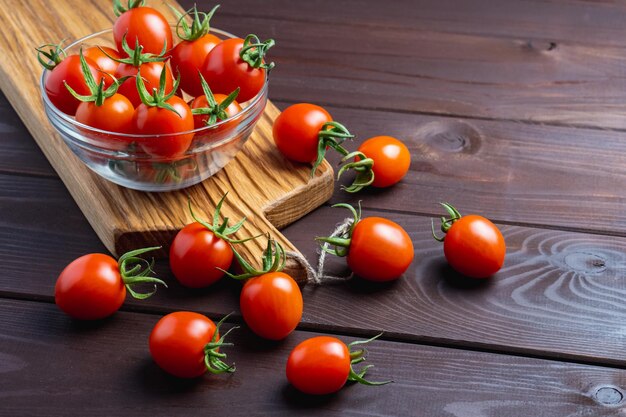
left=444, top=215, right=506, bottom=278
left=201, top=37, right=267, bottom=102
left=348, top=217, right=414, bottom=282
left=83, top=46, right=120, bottom=87
left=54, top=249, right=164, bottom=320
left=273, top=103, right=333, bottom=163
left=190, top=93, right=242, bottom=130
left=132, top=95, right=194, bottom=159
left=75, top=93, right=134, bottom=133
left=169, top=223, right=233, bottom=288
left=287, top=334, right=391, bottom=395
left=45, top=55, right=102, bottom=115
left=149, top=312, right=235, bottom=378
left=55, top=254, right=125, bottom=320
left=115, top=61, right=174, bottom=108
left=171, top=34, right=221, bottom=97
left=113, top=6, right=172, bottom=56
left=287, top=336, right=351, bottom=395
left=358, top=136, right=411, bottom=188
left=240, top=272, right=303, bottom=340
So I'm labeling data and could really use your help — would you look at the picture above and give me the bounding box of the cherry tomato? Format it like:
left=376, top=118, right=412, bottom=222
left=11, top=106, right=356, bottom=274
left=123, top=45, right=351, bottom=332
left=348, top=217, right=414, bottom=281
left=113, top=6, right=172, bottom=56
left=83, top=46, right=120, bottom=87
left=132, top=95, right=194, bottom=159
left=273, top=103, right=333, bottom=163
left=190, top=93, right=242, bottom=130
left=149, top=312, right=235, bottom=378
left=287, top=336, right=351, bottom=395
left=319, top=204, right=414, bottom=282
left=441, top=210, right=505, bottom=278
left=75, top=93, right=134, bottom=133
left=358, top=136, right=411, bottom=188
left=201, top=37, right=268, bottom=102
left=170, top=223, right=233, bottom=288
left=171, top=34, right=221, bottom=97
left=55, top=254, right=126, bottom=320
left=44, top=54, right=102, bottom=115
left=240, top=272, right=303, bottom=340
left=115, top=61, right=174, bottom=108
left=287, top=335, right=391, bottom=395
left=54, top=248, right=164, bottom=320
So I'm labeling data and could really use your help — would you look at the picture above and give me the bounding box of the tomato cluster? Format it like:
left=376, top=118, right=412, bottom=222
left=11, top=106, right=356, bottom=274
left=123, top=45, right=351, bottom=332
left=45, top=0, right=509, bottom=400
left=38, top=1, right=273, bottom=161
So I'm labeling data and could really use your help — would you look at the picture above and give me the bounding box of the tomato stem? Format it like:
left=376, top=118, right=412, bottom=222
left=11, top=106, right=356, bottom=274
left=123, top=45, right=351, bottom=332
left=431, top=202, right=462, bottom=242
left=191, top=73, right=240, bottom=126
left=346, top=333, right=393, bottom=386
left=117, top=246, right=167, bottom=299
left=311, top=121, right=355, bottom=177
left=105, top=34, right=168, bottom=68
left=135, top=65, right=181, bottom=115
left=64, top=49, right=129, bottom=107
left=336, top=150, right=375, bottom=193
left=204, top=313, right=238, bottom=374
left=315, top=202, right=361, bottom=257
left=187, top=193, right=258, bottom=244
left=222, top=235, right=286, bottom=280
left=113, top=0, right=145, bottom=17
left=240, top=34, right=275, bottom=70
left=170, top=3, right=220, bottom=42
left=36, top=41, right=66, bottom=71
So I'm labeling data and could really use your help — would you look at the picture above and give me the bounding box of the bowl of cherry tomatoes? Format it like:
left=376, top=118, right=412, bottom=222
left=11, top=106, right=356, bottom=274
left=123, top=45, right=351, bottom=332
left=39, top=3, right=272, bottom=192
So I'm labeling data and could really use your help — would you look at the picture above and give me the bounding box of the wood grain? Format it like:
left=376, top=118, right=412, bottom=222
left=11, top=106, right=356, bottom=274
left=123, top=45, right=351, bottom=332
left=199, top=4, right=626, bottom=129
left=0, top=0, right=335, bottom=281
left=1, top=298, right=625, bottom=417
left=3, top=177, right=626, bottom=365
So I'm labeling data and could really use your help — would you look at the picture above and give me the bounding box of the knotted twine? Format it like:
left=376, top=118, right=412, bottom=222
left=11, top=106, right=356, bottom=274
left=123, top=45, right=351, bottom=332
left=285, top=216, right=354, bottom=285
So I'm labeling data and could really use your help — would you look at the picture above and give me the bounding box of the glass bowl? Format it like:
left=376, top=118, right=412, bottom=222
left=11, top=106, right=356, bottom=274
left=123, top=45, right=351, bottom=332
left=41, top=27, right=268, bottom=192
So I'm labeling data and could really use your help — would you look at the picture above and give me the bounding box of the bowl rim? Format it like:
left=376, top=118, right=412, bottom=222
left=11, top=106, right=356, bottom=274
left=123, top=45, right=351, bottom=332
left=40, top=26, right=268, bottom=139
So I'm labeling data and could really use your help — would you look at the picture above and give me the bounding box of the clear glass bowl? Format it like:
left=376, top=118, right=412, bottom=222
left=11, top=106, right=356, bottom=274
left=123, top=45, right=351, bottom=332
left=41, top=28, right=268, bottom=192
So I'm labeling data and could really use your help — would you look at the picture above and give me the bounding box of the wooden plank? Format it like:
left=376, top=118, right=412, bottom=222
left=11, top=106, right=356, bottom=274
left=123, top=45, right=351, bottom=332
left=207, top=0, right=626, bottom=48
left=203, top=8, right=626, bottom=129
left=3, top=175, right=626, bottom=365
left=0, top=0, right=335, bottom=282
left=1, top=298, right=624, bottom=416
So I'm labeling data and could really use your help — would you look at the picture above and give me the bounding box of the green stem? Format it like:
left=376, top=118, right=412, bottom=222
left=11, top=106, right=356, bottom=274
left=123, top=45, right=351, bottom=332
left=240, top=34, right=275, bottom=70
left=118, top=246, right=167, bottom=300
left=431, top=202, right=462, bottom=242
left=204, top=313, right=238, bottom=374
left=346, top=333, right=393, bottom=386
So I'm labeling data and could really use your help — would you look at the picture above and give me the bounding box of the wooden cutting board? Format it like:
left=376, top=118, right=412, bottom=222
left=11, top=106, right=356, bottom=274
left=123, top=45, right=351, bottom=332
left=0, top=0, right=334, bottom=282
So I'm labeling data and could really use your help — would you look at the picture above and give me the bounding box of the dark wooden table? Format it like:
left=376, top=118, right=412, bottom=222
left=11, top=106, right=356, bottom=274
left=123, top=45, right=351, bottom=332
left=2, top=1, right=626, bottom=415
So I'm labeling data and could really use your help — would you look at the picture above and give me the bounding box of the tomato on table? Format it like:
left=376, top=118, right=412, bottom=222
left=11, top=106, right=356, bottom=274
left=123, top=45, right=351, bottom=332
left=357, top=136, right=411, bottom=188
left=432, top=203, right=506, bottom=278
left=149, top=312, right=237, bottom=378
left=55, top=247, right=165, bottom=320
left=170, top=194, right=252, bottom=288
left=37, top=42, right=102, bottom=115
left=226, top=238, right=303, bottom=341
left=286, top=334, right=392, bottom=395
left=318, top=203, right=414, bottom=282
left=112, top=0, right=172, bottom=56
left=190, top=74, right=241, bottom=129
left=201, top=34, right=274, bottom=103
left=170, top=5, right=221, bottom=97
left=273, top=103, right=354, bottom=175
left=132, top=70, right=194, bottom=159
